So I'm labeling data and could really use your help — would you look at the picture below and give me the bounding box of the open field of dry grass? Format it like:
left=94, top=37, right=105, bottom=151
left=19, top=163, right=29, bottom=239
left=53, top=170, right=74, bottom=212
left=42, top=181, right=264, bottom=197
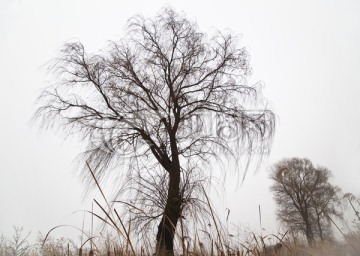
left=2, top=167, right=358, bottom=256
left=1, top=225, right=359, bottom=256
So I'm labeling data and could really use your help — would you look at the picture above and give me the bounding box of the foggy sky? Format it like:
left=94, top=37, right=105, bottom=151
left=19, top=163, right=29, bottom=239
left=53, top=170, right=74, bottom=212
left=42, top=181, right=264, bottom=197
left=1, top=0, right=360, bottom=242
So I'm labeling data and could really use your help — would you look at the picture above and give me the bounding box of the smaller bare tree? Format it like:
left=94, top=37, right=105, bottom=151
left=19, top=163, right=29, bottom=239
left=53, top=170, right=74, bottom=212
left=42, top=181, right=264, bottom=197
left=343, top=193, right=360, bottom=236
left=270, top=158, right=342, bottom=245
left=0, top=226, right=31, bottom=256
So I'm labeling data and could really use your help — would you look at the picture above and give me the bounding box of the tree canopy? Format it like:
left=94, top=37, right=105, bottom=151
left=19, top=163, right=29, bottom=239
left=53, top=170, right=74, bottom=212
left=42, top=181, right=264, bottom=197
left=35, top=8, right=275, bottom=255
left=270, top=158, right=342, bottom=244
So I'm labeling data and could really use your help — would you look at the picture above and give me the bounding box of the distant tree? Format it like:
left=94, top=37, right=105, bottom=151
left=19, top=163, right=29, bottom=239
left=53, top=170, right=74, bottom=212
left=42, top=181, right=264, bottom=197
left=343, top=193, right=360, bottom=235
left=344, top=193, right=360, bottom=221
left=270, top=158, right=342, bottom=245
left=0, top=226, right=31, bottom=256
left=34, top=8, right=275, bottom=255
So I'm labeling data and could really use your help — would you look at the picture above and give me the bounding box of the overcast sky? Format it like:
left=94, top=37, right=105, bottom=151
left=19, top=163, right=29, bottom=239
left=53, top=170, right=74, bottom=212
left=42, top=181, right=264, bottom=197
left=1, top=0, right=360, bottom=242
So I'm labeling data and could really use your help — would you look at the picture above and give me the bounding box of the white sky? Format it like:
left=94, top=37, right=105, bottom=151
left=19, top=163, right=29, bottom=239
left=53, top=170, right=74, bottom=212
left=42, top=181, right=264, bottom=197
left=1, top=0, right=360, bottom=243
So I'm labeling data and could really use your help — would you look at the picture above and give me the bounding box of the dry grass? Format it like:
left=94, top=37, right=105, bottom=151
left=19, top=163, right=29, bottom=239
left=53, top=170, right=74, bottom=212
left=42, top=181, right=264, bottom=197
left=1, top=227, right=360, bottom=256
left=2, top=165, right=359, bottom=256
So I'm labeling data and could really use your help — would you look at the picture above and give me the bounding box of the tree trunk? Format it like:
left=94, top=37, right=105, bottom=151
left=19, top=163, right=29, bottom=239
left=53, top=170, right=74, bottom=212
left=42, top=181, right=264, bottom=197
left=305, top=221, right=315, bottom=246
left=316, top=214, right=324, bottom=241
left=156, top=167, right=181, bottom=256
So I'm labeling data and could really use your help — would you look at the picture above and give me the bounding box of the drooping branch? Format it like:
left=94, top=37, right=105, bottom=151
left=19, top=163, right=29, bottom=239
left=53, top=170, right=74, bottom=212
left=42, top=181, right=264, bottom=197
left=34, top=8, right=275, bottom=253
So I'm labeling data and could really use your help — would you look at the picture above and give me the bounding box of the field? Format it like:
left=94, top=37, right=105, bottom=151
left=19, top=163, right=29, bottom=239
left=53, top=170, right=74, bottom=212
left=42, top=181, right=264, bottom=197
left=1, top=222, right=359, bottom=256
left=2, top=173, right=359, bottom=256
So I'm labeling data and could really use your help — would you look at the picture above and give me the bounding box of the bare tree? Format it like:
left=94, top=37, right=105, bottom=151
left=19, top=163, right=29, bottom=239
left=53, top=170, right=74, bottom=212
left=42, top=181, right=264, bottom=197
left=344, top=193, right=360, bottom=222
left=343, top=193, right=360, bottom=236
left=1, top=226, right=31, bottom=256
left=270, top=158, right=342, bottom=245
left=34, top=8, right=275, bottom=255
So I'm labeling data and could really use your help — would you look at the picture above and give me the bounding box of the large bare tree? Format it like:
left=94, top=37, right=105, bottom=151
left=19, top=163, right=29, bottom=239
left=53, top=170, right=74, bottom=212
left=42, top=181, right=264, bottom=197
left=270, top=158, right=342, bottom=245
left=35, top=8, right=275, bottom=255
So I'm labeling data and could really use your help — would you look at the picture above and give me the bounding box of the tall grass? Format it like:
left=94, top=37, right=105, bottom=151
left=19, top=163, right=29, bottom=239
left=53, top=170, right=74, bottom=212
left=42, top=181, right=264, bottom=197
left=1, top=225, right=359, bottom=256
left=2, top=165, right=359, bottom=255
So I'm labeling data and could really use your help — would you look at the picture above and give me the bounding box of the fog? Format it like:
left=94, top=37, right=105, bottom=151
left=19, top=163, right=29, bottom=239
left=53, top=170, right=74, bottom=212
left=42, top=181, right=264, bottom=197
left=1, top=0, right=359, bottom=243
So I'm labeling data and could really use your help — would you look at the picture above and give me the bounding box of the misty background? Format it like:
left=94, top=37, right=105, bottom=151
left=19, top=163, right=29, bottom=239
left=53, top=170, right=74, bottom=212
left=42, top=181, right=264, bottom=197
left=1, top=0, right=360, bottom=242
